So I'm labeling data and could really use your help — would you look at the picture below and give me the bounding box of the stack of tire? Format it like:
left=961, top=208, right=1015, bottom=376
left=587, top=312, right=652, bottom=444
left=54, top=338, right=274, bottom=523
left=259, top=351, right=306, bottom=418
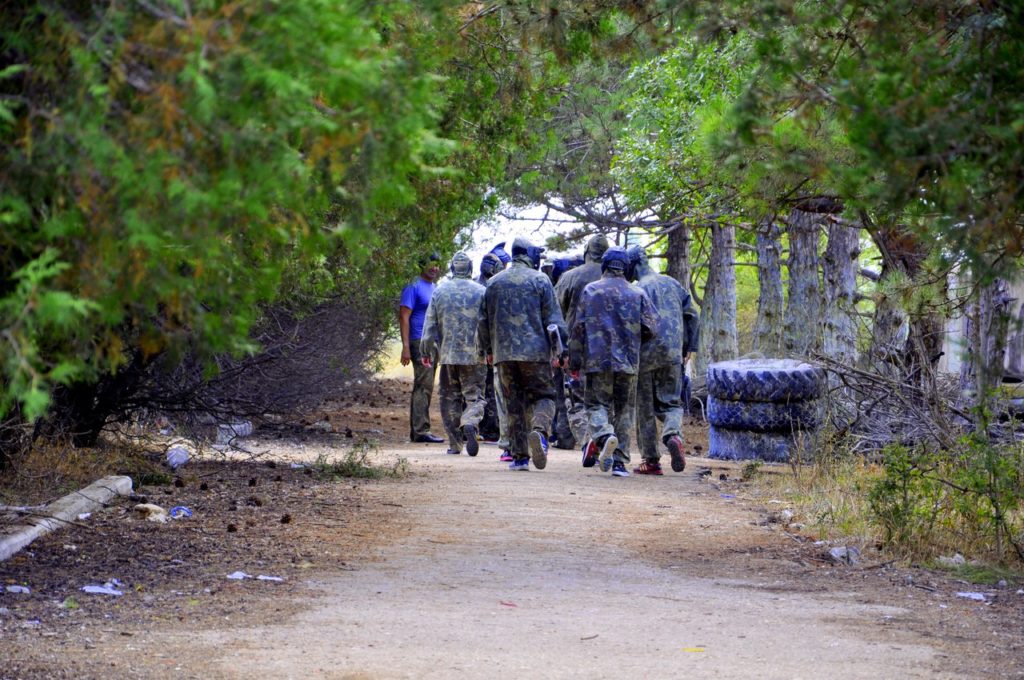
left=706, top=359, right=825, bottom=462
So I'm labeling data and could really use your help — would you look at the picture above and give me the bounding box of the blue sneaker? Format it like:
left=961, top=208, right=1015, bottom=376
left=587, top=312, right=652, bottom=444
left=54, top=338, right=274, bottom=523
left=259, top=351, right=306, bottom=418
left=598, top=435, right=618, bottom=472
left=508, top=458, right=530, bottom=471
left=611, top=460, right=630, bottom=477
left=528, top=430, right=548, bottom=470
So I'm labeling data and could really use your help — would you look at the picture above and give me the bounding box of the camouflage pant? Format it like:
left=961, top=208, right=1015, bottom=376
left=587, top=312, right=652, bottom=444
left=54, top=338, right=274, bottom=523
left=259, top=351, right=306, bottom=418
left=497, top=361, right=556, bottom=460
left=636, top=363, right=684, bottom=462
left=439, top=364, right=488, bottom=450
left=409, top=343, right=436, bottom=440
left=494, top=366, right=510, bottom=450
left=477, top=365, right=501, bottom=441
left=551, top=368, right=576, bottom=449
left=566, top=373, right=589, bottom=445
left=585, top=370, right=637, bottom=464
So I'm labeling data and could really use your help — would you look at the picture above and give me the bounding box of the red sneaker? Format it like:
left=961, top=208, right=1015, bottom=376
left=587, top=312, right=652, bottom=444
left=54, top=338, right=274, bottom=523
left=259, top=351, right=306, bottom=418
left=581, top=440, right=599, bottom=468
left=633, top=460, right=664, bottom=475
left=665, top=435, right=686, bottom=472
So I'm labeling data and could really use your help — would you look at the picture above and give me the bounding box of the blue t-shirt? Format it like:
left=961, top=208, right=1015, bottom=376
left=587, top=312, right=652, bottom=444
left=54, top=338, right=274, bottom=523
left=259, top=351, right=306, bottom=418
left=400, top=277, right=435, bottom=340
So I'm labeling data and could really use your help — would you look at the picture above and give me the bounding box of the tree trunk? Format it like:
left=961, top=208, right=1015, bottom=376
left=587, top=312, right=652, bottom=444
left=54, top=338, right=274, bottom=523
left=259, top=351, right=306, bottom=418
left=783, top=209, right=822, bottom=358
left=665, top=223, right=692, bottom=298
left=822, top=219, right=861, bottom=367
left=696, top=222, right=738, bottom=381
left=960, top=277, right=1012, bottom=427
left=868, top=220, right=947, bottom=391
left=752, top=218, right=784, bottom=357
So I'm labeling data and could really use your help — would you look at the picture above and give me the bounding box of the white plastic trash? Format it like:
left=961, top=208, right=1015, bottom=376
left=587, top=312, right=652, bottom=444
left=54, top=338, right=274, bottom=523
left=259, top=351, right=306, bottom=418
left=166, top=445, right=190, bottom=470
left=217, top=421, right=254, bottom=444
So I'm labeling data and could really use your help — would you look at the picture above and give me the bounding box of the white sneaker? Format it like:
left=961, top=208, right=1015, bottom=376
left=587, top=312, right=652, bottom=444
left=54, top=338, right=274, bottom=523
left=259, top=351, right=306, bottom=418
left=598, top=435, right=618, bottom=472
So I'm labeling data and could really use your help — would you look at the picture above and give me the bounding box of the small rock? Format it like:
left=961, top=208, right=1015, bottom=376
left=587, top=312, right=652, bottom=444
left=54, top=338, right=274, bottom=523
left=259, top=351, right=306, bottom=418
left=173, top=477, right=185, bottom=488
left=226, top=523, right=238, bottom=533
left=248, top=477, right=258, bottom=487
left=997, top=579, right=1008, bottom=589
left=280, top=514, right=292, bottom=524
left=0, top=607, right=11, bottom=616
left=719, top=473, right=728, bottom=481
left=200, top=482, right=209, bottom=491
left=937, top=553, right=966, bottom=568
left=828, top=546, right=861, bottom=566
left=955, top=591, right=988, bottom=602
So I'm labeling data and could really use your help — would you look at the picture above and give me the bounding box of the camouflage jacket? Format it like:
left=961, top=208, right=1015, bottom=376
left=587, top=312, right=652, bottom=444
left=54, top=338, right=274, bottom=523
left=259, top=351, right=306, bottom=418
left=635, top=271, right=700, bottom=369
left=420, top=277, right=486, bottom=365
left=554, top=261, right=603, bottom=331
left=569, top=273, right=659, bottom=374
left=479, top=257, right=567, bottom=364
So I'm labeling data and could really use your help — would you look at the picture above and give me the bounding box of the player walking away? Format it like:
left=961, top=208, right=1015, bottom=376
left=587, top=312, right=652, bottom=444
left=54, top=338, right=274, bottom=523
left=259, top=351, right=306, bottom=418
left=626, top=246, right=699, bottom=474
left=420, top=252, right=488, bottom=456
left=568, top=247, right=659, bottom=478
left=479, top=237, right=567, bottom=471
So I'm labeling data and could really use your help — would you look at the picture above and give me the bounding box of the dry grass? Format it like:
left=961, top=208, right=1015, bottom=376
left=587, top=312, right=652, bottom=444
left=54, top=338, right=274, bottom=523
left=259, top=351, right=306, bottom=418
left=0, top=440, right=163, bottom=506
left=742, top=455, right=886, bottom=547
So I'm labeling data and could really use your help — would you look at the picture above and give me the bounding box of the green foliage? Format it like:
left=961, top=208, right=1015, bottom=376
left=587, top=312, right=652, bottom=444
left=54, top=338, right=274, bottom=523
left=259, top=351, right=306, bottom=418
left=705, top=0, right=1024, bottom=277
left=1, top=2, right=463, bottom=421
left=314, top=446, right=408, bottom=480
left=615, top=34, right=756, bottom=219
left=869, top=439, right=1024, bottom=564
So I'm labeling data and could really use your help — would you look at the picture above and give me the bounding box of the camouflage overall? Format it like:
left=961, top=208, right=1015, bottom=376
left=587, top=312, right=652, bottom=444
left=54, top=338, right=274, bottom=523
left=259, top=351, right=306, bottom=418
left=569, top=269, right=658, bottom=463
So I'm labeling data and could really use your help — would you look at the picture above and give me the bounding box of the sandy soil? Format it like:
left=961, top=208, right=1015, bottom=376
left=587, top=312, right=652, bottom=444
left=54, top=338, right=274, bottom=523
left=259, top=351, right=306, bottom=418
left=2, top=378, right=1023, bottom=679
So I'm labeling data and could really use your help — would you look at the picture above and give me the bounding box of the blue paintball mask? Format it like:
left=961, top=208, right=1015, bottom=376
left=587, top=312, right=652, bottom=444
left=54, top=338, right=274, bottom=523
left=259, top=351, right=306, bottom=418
left=625, top=245, right=647, bottom=281
left=550, top=254, right=585, bottom=285
left=479, top=252, right=504, bottom=279
left=526, top=245, right=545, bottom=269
left=490, top=243, right=511, bottom=265
left=601, top=246, right=629, bottom=274
left=511, top=237, right=545, bottom=270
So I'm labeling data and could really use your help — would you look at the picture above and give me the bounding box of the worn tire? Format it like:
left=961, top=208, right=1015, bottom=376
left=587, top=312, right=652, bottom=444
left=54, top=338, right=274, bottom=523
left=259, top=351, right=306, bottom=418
left=708, top=426, right=795, bottom=463
left=707, top=395, right=822, bottom=433
left=707, top=359, right=825, bottom=402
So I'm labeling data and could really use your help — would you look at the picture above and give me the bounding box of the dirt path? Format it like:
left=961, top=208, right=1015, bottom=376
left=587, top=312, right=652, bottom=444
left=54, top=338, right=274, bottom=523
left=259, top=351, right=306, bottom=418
left=141, top=444, right=1011, bottom=679
left=4, top=376, right=1021, bottom=678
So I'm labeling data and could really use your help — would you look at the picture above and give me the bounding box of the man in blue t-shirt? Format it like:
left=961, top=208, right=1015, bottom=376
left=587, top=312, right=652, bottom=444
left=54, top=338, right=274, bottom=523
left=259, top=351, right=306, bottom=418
left=400, top=253, right=443, bottom=443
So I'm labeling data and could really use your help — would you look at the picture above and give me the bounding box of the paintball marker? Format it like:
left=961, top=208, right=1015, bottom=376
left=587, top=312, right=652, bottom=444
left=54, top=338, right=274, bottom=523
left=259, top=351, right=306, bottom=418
left=547, top=324, right=566, bottom=366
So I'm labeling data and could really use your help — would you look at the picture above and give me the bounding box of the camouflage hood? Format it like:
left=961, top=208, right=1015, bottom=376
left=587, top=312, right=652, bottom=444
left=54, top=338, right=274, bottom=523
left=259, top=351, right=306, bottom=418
left=584, top=234, right=610, bottom=264
left=450, top=252, right=473, bottom=278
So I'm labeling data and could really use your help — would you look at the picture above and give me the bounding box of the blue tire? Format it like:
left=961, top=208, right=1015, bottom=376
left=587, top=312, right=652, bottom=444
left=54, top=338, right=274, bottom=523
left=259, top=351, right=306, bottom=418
left=706, top=395, right=822, bottom=432
left=707, top=359, right=825, bottom=402
left=708, top=426, right=796, bottom=463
